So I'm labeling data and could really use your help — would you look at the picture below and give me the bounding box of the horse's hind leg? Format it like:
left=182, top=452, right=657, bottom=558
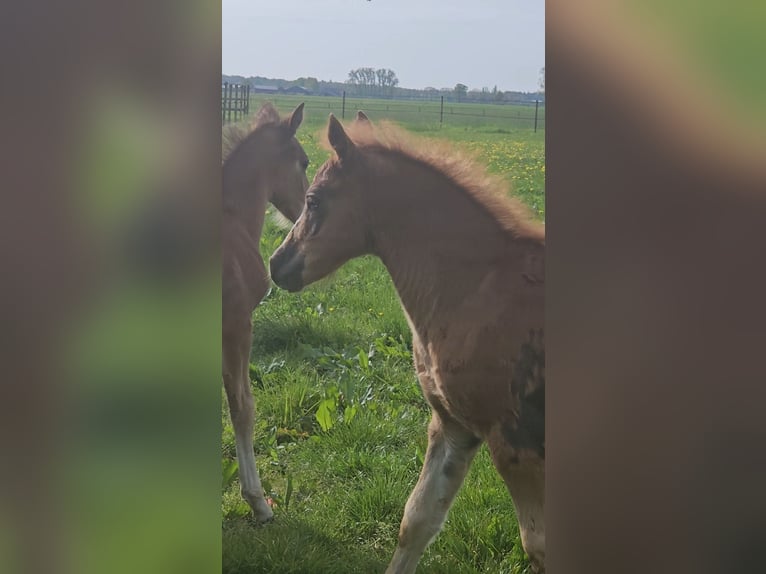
left=222, top=318, right=273, bottom=523
left=487, top=433, right=545, bottom=573
left=385, top=412, right=481, bottom=574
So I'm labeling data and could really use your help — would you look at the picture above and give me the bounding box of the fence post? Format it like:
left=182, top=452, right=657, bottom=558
left=342, top=90, right=346, bottom=119
left=237, top=84, right=242, bottom=121
left=440, top=96, right=444, bottom=128
left=222, top=82, right=227, bottom=124
left=534, top=100, right=539, bottom=133
left=234, top=84, right=239, bottom=122
left=226, top=83, right=232, bottom=124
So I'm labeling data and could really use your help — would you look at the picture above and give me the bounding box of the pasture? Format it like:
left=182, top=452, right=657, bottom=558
left=222, top=97, right=545, bottom=574
left=246, top=93, right=545, bottom=133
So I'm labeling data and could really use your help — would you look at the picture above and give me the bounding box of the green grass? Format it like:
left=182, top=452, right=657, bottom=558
left=246, top=93, right=545, bottom=132
left=222, top=103, right=544, bottom=573
left=259, top=94, right=545, bottom=220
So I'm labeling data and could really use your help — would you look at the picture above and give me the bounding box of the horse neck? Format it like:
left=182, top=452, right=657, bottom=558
left=368, top=158, right=508, bottom=334
left=222, top=135, right=270, bottom=240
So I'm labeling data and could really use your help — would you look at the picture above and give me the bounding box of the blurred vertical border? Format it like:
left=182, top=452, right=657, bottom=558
left=0, top=1, right=221, bottom=573
left=546, top=1, right=766, bottom=573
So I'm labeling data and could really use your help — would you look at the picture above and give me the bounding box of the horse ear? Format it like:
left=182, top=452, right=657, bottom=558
left=354, top=111, right=373, bottom=135
left=253, top=102, right=280, bottom=127
left=286, top=102, right=304, bottom=135
left=328, top=114, right=354, bottom=159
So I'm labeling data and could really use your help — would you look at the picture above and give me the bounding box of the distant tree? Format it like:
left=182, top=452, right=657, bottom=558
left=347, top=68, right=366, bottom=95
left=303, top=77, right=319, bottom=92
left=347, top=67, right=398, bottom=97
left=383, top=68, right=399, bottom=97
left=226, top=71, right=534, bottom=103
left=375, top=68, right=386, bottom=92
left=363, top=68, right=376, bottom=93
left=454, top=83, right=468, bottom=102
left=538, top=66, right=545, bottom=94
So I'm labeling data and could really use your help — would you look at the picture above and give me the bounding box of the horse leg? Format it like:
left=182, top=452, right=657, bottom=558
left=385, top=412, right=481, bottom=574
left=487, top=433, right=545, bottom=573
left=222, top=318, right=273, bottom=523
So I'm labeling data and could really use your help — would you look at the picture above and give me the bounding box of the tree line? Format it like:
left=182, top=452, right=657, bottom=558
left=222, top=69, right=544, bottom=104
left=345, top=68, right=399, bottom=97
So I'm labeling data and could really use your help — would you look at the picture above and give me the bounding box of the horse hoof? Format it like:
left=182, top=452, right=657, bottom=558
left=254, top=504, right=274, bottom=525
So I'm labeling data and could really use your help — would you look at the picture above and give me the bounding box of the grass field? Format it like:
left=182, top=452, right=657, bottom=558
left=244, top=93, right=545, bottom=132
left=222, top=96, right=544, bottom=574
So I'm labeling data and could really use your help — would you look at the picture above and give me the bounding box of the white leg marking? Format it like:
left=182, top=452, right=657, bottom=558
left=385, top=416, right=480, bottom=574
left=235, top=430, right=273, bottom=522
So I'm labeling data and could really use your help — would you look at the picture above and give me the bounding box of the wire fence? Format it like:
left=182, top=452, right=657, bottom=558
left=223, top=87, right=545, bottom=132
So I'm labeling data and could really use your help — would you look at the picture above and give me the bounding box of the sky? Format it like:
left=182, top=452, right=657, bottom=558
left=222, top=0, right=545, bottom=93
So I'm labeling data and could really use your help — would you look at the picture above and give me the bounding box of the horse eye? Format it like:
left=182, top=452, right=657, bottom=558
left=300, top=158, right=310, bottom=170
left=306, top=195, right=319, bottom=210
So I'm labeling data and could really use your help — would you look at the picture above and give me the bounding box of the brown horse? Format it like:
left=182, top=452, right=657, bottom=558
left=270, top=113, right=545, bottom=572
left=222, top=102, right=309, bottom=522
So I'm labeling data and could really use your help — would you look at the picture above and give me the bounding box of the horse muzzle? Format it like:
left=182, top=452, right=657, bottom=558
left=269, top=241, right=305, bottom=292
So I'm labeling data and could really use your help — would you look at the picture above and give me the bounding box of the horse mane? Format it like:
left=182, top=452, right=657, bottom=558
left=325, top=121, right=544, bottom=242
left=221, top=103, right=286, bottom=166
left=222, top=123, right=249, bottom=164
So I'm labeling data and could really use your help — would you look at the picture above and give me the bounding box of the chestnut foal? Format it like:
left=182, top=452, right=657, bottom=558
left=222, top=102, right=308, bottom=521
left=270, top=114, right=545, bottom=572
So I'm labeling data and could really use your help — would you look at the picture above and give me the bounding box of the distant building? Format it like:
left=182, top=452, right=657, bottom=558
left=252, top=84, right=279, bottom=94
left=283, top=85, right=310, bottom=95
left=251, top=84, right=310, bottom=95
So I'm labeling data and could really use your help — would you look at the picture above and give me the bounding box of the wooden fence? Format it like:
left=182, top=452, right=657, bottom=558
left=221, top=83, right=250, bottom=124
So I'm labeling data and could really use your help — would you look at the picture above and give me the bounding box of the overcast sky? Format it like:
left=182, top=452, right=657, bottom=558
left=222, top=0, right=544, bottom=93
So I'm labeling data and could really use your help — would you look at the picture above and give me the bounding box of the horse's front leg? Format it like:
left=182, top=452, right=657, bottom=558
left=385, top=408, right=481, bottom=574
left=222, top=317, right=273, bottom=523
